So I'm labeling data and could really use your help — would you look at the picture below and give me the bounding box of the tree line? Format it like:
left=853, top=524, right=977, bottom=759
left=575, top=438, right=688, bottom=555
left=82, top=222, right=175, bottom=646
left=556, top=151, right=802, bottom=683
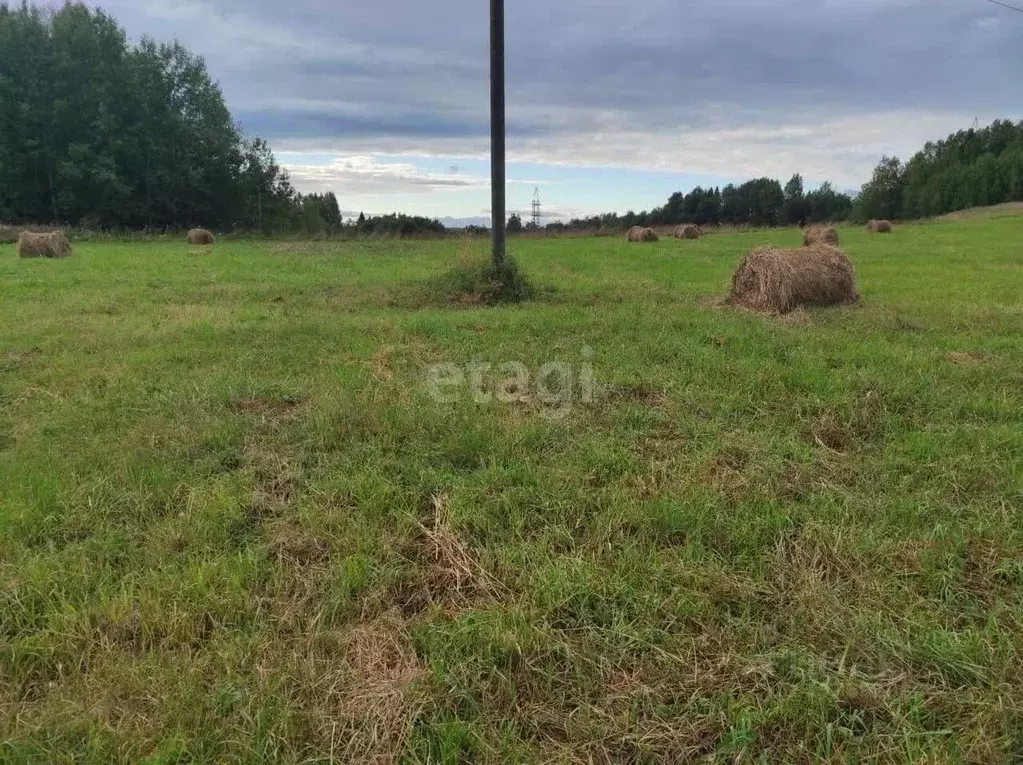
left=0, top=2, right=446, bottom=236
left=855, top=119, right=1023, bottom=222
left=548, top=176, right=854, bottom=233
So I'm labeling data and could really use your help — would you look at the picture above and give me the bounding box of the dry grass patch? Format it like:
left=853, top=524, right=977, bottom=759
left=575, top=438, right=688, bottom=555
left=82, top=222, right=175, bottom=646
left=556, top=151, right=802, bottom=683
left=419, top=493, right=503, bottom=601
left=370, top=346, right=395, bottom=381
left=938, top=202, right=1023, bottom=220
left=701, top=449, right=751, bottom=503
left=609, top=382, right=668, bottom=408
left=389, top=493, right=505, bottom=619
left=267, top=523, right=332, bottom=569
left=948, top=351, right=986, bottom=366
left=228, top=395, right=304, bottom=418
left=330, top=616, right=428, bottom=763
left=264, top=614, right=428, bottom=764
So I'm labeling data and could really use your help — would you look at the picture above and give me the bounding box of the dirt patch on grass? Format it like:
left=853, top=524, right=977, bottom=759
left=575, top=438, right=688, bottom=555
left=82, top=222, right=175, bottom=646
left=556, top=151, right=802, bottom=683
left=948, top=351, right=986, bottom=366
left=228, top=395, right=304, bottom=416
left=95, top=600, right=224, bottom=654
left=609, top=383, right=667, bottom=408
left=804, top=388, right=890, bottom=454
left=810, top=415, right=852, bottom=453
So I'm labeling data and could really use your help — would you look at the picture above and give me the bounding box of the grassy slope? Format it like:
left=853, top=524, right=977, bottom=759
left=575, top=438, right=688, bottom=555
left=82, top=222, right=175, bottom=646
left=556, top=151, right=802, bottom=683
left=1, top=220, right=1022, bottom=763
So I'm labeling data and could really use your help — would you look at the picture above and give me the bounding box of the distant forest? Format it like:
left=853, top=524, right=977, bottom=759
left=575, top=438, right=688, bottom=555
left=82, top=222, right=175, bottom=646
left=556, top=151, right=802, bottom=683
left=560, top=119, right=1023, bottom=232
left=2, top=3, right=1021, bottom=235
left=553, top=176, right=853, bottom=233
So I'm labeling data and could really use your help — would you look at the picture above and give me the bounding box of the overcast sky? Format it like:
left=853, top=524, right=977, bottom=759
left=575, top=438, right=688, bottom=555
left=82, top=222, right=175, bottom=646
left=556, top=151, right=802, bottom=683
left=87, top=0, right=1023, bottom=220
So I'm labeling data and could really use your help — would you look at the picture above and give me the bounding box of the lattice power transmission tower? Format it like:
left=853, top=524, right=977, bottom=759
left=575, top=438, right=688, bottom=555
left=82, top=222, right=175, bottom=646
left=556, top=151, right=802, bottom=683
left=531, top=187, right=542, bottom=229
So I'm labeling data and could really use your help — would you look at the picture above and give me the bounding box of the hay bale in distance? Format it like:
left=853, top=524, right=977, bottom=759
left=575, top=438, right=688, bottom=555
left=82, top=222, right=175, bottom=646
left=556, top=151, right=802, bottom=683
left=186, top=228, right=215, bottom=245
left=726, top=244, right=858, bottom=314
left=866, top=219, right=893, bottom=233
left=674, top=224, right=701, bottom=240
left=16, top=231, right=72, bottom=259
left=802, top=226, right=839, bottom=247
left=626, top=226, right=659, bottom=243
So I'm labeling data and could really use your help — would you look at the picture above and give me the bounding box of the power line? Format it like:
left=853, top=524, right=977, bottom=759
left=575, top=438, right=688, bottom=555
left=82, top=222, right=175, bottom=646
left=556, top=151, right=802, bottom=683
left=982, top=0, right=1023, bottom=13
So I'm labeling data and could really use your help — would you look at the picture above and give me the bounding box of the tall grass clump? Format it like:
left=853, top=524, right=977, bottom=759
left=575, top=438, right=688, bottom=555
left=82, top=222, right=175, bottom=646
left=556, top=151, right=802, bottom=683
left=404, top=238, right=535, bottom=307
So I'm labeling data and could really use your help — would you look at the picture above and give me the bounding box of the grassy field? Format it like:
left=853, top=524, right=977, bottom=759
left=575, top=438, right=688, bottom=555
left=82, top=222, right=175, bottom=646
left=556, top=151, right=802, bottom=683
left=1, top=218, right=1022, bottom=763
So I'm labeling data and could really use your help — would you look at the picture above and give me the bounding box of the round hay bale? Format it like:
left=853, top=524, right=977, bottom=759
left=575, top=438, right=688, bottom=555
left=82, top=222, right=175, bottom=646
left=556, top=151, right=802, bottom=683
left=802, top=226, right=839, bottom=247
left=626, top=226, right=659, bottom=243
left=726, top=244, right=858, bottom=314
left=16, top=231, right=72, bottom=259
left=186, top=228, right=215, bottom=245
left=866, top=219, right=892, bottom=233
left=673, top=224, right=701, bottom=240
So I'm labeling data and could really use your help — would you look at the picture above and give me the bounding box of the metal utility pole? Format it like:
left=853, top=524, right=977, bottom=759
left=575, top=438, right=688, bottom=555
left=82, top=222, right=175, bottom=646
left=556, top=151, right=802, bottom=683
left=490, top=0, right=506, bottom=266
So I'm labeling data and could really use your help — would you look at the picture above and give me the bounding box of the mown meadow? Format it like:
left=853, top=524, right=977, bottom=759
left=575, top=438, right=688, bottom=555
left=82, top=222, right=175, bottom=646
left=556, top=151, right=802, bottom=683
left=1, top=216, right=1022, bottom=762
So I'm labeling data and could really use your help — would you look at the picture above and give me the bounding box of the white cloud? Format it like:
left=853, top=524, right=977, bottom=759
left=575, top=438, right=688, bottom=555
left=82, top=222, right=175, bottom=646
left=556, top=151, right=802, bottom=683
left=282, top=155, right=537, bottom=207
left=279, top=109, right=997, bottom=192
left=282, top=156, right=488, bottom=193
left=511, top=110, right=996, bottom=187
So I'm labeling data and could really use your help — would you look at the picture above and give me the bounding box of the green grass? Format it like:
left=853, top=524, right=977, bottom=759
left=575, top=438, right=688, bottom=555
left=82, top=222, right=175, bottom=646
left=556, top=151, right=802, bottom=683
left=1, top=219, right=1022, bottom=763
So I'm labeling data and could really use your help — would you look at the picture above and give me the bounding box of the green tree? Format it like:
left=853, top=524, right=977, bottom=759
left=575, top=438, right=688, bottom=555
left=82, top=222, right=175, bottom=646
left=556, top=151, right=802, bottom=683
left=321, top=192, right=341, bottom=232
left=854, top=156, right=906, bottom=222
left=0, top=1, right=298, bottom=230
left=238, top=137, right=296, bottom=233
left=664, top=191, right=685, bottom=223
left=506, top=213, right=523, bottom=234
left=720, top=184, right=742, bottom=224
left=806, top=182, right=853, bottom=223
left=782, top=174, right=809, bottom=226
left=734, top=178, right=784, bottom=226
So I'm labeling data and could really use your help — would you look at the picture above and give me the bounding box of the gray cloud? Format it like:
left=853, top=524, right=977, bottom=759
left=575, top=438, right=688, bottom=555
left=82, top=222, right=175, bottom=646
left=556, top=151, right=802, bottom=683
left=87, top=0, right=1023, bottom=188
